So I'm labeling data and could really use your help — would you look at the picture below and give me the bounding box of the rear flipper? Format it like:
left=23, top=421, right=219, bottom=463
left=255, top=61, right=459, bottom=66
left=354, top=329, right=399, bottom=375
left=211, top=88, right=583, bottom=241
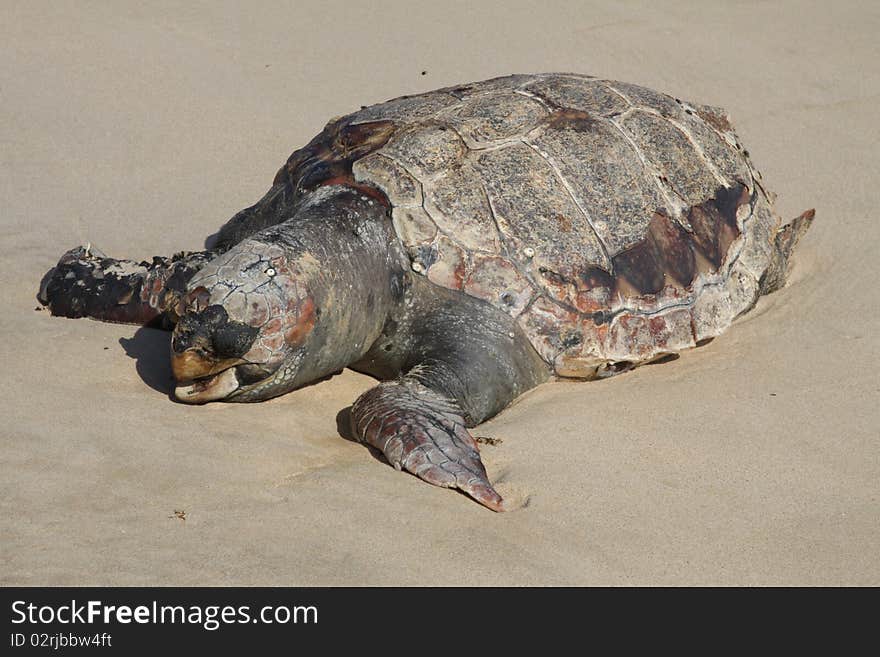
left=760, top=209, right=815, bottom=294
left=38, top=245, right=213, bottom=327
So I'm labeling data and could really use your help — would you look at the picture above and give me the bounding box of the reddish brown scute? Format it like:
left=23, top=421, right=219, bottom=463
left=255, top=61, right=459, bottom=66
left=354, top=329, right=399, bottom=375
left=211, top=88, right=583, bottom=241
left=282, top=73, right=786, bottom=378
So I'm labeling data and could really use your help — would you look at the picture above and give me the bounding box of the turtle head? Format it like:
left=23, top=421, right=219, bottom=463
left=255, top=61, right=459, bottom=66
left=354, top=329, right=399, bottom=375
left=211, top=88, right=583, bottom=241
left=171, top=185, right=403, bottom=403
left=171, top=239, right=318, bottom=403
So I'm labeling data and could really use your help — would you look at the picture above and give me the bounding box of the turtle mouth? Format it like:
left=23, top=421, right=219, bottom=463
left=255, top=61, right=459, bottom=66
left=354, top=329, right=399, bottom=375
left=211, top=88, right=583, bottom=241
left=174, top=365, right=242, bottom=403
left=173, top=361, right=276, bottom=403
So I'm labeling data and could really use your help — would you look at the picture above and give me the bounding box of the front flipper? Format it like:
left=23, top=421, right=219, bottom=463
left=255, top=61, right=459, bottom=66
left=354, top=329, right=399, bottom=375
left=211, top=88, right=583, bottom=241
left=38, top=245, right=213, bottom=326
left=351, top=379, right=505, bottom=511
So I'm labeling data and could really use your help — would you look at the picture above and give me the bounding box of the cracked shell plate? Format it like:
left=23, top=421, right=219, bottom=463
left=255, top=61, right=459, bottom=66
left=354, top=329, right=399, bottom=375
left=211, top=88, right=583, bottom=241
left=281, top=73, right=784, bottom=377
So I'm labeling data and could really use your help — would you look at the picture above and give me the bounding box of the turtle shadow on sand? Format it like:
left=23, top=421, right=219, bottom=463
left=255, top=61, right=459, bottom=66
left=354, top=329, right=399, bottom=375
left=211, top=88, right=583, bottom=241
left=119, top=326, right=175, bottom=398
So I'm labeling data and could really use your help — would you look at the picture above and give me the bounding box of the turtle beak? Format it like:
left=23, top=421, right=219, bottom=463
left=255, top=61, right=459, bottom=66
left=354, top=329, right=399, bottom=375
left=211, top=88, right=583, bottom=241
left=173, top=364, right=242, bottom=403
left=171, top=349, right=244, bottom=404
left=171, top=302, right=257, bottom=403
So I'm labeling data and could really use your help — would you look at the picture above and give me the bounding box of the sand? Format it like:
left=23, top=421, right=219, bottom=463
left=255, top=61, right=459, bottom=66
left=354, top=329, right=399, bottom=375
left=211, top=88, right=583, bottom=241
left=2, top=1, right=878, bottom=585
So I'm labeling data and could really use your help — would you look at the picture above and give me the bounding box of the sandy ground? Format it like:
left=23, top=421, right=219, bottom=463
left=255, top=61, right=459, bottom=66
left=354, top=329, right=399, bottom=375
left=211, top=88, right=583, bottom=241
left=1, top=1, right=878, bottom=585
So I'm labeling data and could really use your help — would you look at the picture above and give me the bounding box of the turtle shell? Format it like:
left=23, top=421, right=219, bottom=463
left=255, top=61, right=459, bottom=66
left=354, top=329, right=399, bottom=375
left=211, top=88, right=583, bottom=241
left=274, top=73, right=782, bottom=378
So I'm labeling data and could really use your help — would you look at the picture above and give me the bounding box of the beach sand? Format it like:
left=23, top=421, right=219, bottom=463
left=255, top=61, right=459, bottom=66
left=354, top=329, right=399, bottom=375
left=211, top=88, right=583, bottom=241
left=2, top=1, right=877, bottom=585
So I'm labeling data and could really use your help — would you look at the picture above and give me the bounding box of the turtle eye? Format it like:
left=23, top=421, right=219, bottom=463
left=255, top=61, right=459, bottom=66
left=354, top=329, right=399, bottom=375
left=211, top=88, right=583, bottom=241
left=264, top=267, right=276, bottom=277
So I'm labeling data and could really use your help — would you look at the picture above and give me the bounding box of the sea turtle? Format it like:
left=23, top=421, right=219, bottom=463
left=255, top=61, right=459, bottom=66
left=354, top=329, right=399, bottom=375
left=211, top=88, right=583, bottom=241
left=38, top=73, right=813, bottom=511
